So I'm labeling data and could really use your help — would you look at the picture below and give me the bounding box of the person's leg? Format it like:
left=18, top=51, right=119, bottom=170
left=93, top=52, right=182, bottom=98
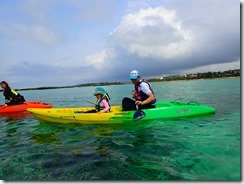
left=139, top=104, right=156, bottom=110
left=14, top=96, right=25, bottom=104
left=83, top=109, right=97, bottom=113
left=20, top=95, right=25, bottom=103
left=122, top=97, right=136, bottom=111
left=6, top=100, right=19, bottom=106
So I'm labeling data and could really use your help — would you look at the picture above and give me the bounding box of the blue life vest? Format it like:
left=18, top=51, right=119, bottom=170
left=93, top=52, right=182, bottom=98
left=135, top=80, right=156, bottom=105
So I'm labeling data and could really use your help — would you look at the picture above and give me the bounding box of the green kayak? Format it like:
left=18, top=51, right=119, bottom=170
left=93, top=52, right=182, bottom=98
left=27, top=101, right=216, bottom=124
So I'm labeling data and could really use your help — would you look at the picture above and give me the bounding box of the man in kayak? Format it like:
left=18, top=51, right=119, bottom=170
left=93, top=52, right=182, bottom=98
left=0, top=81, right=25, bottom=106
left=122, top=70, right=156, bottom=111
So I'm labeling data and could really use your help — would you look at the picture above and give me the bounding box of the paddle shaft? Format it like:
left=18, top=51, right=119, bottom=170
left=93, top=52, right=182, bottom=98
left=86, top=100, right=96, bottom=105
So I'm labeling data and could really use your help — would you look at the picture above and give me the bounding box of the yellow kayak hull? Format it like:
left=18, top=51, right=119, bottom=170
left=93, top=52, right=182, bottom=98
left=27, top=101, right=216, bottom=124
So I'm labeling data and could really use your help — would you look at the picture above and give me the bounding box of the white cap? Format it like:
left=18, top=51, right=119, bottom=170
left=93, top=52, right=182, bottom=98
left=129, top=70, right=140, bottom=79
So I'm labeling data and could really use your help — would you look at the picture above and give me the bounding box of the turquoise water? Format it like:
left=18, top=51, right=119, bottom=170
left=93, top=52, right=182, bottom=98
left=0, top=78, right=240, bottom=180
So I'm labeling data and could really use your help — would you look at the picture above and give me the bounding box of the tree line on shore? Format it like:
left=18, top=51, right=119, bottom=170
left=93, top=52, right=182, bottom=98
left=148, top=69, right=240, bottom=82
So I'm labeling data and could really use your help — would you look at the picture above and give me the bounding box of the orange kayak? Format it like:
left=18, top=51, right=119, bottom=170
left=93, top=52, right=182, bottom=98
left=0, top=101, right=53, bottom=113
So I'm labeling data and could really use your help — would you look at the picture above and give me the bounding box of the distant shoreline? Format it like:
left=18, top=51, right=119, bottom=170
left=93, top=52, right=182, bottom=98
left=13, top=76, right=239, bottom=92
left=148, top=76, right=240, bottom=83
left=0, top=69, right=239, bottom=92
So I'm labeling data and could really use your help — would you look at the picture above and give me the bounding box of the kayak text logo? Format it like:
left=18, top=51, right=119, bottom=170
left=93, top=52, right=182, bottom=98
left=177, top=109, right=190, bottom=114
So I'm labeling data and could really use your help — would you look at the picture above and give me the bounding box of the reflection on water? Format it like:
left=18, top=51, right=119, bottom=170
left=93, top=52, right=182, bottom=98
left=31, top=133, right=60, bottom=144
left=0, top=112, right=32, bottom=124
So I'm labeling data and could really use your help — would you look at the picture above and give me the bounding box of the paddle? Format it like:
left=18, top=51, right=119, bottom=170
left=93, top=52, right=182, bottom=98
left=82, top=100, right=97, bottom=113
left=86, top=100, right=96, bottom=105
left=133, top=105, right=146, bottom=121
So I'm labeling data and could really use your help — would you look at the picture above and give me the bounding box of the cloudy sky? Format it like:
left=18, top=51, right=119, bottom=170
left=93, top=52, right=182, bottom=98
left=0, top=0, right=240, bottom=88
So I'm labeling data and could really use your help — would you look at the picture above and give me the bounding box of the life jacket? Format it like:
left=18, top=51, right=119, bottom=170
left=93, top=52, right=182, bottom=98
left=95, top=93, right=111, bottom=112
left=4, top=87, right=25, bottom=104
left=4, top=87, right=19, bottom=100
left=135, top=80, right=156, bottom=105
left=10, top=88, right=19, bottom=97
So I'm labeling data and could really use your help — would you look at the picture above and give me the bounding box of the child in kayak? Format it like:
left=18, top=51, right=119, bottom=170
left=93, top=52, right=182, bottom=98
left=0, top=81, right=26, bottom=106
left=85, top=87, right=110, bottom=113
left=94, top=87, right=110, bottom=113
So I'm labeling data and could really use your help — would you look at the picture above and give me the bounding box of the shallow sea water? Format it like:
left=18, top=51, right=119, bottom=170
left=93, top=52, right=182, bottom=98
left=0, top=78, right=240, bottom=180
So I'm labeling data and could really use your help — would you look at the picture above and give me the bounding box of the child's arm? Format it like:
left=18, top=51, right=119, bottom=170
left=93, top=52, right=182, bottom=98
left=99, top=99, right=110, bottom=113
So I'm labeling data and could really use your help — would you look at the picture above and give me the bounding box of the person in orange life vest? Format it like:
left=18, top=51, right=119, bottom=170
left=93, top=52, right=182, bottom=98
left=122, top=70, right=156, bottom=111
left=0, top=81, right=25, bottom=106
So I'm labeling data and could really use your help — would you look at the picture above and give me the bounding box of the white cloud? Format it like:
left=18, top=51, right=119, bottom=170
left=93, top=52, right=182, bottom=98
left=18, top=0, right=52, bottom=23
left=71, top=0, right=117, bottom=22
left=85, top=48, right=116, bottom=69
left=0, top=24, right=60, bottom=46
left=0, top=0, right=240, bottom=88
left=85, top=50, right=108, bottom=69
left=109, top=7, right=195, bottom=60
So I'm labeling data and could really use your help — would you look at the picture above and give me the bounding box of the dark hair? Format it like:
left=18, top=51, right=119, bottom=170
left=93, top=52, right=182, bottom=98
left=0, top=81, right=9, bottom=87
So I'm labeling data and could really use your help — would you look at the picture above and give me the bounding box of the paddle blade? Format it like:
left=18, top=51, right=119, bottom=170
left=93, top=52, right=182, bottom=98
left=133, top=109, right=146, bottom=121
